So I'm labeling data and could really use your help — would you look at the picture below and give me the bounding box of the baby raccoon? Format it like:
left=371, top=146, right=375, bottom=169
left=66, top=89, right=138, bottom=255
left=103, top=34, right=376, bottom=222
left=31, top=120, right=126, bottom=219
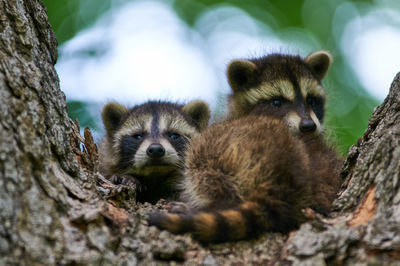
left=149, top=51, right=343, bottom=243
left=227, top=50, right=332, bottom=135
left=99, top=100, right=210, bottom=204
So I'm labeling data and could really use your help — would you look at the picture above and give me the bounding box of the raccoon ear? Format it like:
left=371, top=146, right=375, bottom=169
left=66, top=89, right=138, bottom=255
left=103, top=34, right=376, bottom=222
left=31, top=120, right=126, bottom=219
left=182, top=100, right=210, bottom=131
left=227, top=59, right=258, bottom=93
left=102, top=102, right=129, bottom=136
left=305, top=51, right=332, bottom=80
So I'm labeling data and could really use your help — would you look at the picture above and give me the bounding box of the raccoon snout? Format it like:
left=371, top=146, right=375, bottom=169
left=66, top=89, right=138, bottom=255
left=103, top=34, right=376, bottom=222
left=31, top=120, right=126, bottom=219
left=299, top=119, right=316, bottom=133
left=146, top=144, right=166, bottom=158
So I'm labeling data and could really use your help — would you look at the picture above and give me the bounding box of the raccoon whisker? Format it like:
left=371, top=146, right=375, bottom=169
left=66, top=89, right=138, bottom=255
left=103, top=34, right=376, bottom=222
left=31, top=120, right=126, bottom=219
left=99, top=100, right=210, bottom=204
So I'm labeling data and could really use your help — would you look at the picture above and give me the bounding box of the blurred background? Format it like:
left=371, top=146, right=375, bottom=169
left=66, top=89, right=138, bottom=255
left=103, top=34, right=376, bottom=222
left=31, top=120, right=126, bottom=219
left=41, top=0, right=400, bottom=154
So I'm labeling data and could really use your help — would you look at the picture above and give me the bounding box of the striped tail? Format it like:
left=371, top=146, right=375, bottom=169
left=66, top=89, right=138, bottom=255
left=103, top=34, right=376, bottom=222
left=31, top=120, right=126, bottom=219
left=149, top=178, right=311, bottom=243
left=148, top=198, right=306, bottom=243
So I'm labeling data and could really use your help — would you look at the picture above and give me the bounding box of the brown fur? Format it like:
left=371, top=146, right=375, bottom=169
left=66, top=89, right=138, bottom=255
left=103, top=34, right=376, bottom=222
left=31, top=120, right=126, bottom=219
left=99, top=100, right=210, bottom=203
left=149, top=51, right=343, bottom=243
left=227, top=51, right=331, bottom=136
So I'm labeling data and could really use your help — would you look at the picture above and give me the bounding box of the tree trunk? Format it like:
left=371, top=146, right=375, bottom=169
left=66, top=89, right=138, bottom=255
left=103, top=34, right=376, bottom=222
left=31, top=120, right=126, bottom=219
left=0, top=0, right=399, bottom=265
left=282, top=73, right=400, bottom=265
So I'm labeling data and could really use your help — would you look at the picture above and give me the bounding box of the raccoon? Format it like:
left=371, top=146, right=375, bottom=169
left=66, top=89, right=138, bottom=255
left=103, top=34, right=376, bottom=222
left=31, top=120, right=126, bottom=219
left=227, top=50, right=332, bottom=135
left=99, top=100, right=210, bottom=204
left=149, top=51, right=343, bottom=243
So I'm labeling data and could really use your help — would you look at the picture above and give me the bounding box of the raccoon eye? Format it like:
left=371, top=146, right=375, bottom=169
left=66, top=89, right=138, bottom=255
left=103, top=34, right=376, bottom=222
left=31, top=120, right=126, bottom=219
left=132, top=133, right=144, bottom=140
left=168, top=133, right=181, bottom=140
left=306, top=96, right=322, bottom=108
left=271, top=98, right=283, bottom=107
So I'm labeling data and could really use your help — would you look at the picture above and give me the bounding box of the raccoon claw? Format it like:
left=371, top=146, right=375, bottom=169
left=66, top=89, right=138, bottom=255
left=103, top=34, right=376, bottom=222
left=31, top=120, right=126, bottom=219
left=110, top=175, right=131, bottom=185
left=109, top=175, right=144, bottom=190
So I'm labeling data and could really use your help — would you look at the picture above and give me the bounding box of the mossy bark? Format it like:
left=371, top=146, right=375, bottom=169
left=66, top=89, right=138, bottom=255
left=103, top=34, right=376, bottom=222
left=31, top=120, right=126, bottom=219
left=1, top=0, right=399, bottom=265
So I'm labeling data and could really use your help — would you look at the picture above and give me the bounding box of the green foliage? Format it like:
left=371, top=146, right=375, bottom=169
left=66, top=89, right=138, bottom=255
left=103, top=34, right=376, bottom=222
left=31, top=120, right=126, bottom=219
left=67, top=101, right=102, bottom=132
left=43, top=0, right=384, bottom=154
left=171, top=0, right=381, bottom=154
left=41, top=0, right=112, bottom=44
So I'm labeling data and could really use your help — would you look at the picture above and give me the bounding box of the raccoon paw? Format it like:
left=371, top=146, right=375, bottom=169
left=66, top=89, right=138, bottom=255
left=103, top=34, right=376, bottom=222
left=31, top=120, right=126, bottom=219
left=309, top=203, right=331, bottom=216
left=109, top=175, right=146, bottom=192
left=303, top=208, right=316, bottom=220
left=165, top=201, right=192, bottom=214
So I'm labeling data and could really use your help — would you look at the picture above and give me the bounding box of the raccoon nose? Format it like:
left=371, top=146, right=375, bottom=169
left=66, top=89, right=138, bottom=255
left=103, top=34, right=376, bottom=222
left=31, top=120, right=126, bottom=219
left=300, top=119, right=316, bottom=133
left=146, top=144, right=165, bottom=158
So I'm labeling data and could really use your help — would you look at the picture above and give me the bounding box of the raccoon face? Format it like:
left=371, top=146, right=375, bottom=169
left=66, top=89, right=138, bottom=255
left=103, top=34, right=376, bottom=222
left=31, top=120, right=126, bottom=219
left=227, top=51, right=332, bottom=135
left=102, top=100, right=210, bottom=177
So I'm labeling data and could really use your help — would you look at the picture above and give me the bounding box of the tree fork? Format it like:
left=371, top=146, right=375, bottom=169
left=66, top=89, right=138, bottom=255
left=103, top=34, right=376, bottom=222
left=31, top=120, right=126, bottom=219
left=1, top=0, right=399, bottom=265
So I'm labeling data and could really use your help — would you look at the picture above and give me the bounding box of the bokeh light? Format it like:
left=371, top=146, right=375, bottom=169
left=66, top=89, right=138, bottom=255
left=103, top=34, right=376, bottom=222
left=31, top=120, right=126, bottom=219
left=42, top=0, right=398, bottom=153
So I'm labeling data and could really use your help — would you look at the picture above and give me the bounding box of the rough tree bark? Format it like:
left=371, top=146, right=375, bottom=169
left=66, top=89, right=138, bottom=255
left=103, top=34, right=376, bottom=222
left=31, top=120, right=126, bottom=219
left=0, top=0, right=399, bottom=265
left=282, top=74, right=400, bottom=265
